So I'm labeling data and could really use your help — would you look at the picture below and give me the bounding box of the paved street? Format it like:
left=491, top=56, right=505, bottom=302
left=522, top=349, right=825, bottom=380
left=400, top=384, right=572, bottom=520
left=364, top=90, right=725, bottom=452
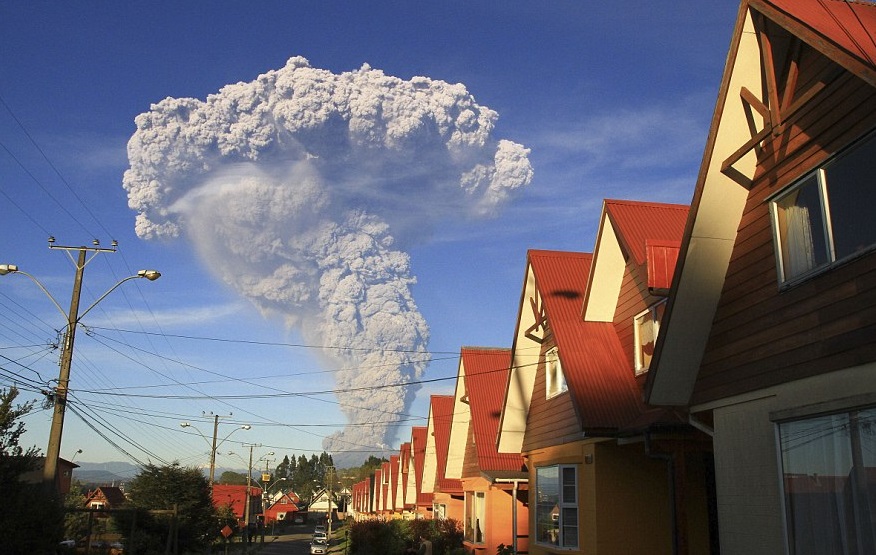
left=229, top=526, right=346, bottom=555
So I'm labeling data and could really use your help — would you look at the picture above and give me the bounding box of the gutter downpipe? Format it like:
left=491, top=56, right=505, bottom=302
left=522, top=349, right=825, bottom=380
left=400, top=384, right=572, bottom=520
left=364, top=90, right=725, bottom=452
left=645, top=431, right=678, bottom=555
left=495, top=478, right=527, bottom=554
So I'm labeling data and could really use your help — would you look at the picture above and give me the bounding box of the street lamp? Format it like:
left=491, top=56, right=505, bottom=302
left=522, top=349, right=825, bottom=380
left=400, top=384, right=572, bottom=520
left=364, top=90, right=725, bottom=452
left=0, top=243, right=160, bottom=490
left=180, top=420, right=250, bottom=487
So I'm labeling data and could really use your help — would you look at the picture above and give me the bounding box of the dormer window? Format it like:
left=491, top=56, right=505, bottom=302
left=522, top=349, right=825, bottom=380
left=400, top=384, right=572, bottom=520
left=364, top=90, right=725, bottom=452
left=770, top=131, right=876, bottom=285
left=545, top=347, right=567, bottom=399
left=634, top=300, right=666, bottom=375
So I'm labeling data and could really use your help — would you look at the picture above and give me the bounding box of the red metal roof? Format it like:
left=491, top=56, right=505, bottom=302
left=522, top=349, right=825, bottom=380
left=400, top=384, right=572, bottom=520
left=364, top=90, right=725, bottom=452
left=389, top=454, right=399, bottom=509
left=460, top=347, right=526, bottom=473
left=758, top=0, right=876, bottom=71
left=431, top=395, right=463, bottom=493
left=646, top=239, right=682, bottom=290
left=529, top=250, right=647, bottom=429
left=410, top=426, right=430, bottom=507
left=399, top=442, right=411, bottom=508
left=212, top=484, right=262, bottom=518
left=604, top=199, right=689, bottom=267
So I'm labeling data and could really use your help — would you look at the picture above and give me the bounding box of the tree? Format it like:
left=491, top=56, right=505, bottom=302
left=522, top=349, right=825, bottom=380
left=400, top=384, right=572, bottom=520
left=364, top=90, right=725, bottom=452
left=0, top=386, right=64, bottom=552
left=0, top=386, right=40, bottom=482
left=117, top=463, right=217, bottom=554
left=64, top=481, right=89, bottom=542
left=218, top=470, right=247, bottom=485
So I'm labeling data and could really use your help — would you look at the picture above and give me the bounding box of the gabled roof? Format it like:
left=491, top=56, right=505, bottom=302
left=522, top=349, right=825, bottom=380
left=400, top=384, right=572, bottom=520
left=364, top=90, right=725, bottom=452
left=212, top=484, right=261, bottom=517
left=646, top=0, right=876, bottom=406
left=447, top=347, right=524, bottom=479
left=398, top=442, right=411, bottom=509
left=498, top=249, right=650, bottom=453
left=267, top=493, right=299, bottom=512
left=429, top=395, right=462, bottom=494
left=408, top=426, right=430, bottom=507
left=530, top=250, right=646, bottom=429
left=85, top=486, right=126, bottom=507
left=388, top=454, right=399, bottom=510
left=463, top=347, right=526, bottom=473
left=584, top=200, right=689, bottom=322
left=760, top=0, right=876, bottom=86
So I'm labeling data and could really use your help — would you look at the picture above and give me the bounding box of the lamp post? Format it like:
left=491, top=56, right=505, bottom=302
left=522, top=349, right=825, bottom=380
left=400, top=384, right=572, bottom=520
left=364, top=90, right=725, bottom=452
left=0, top=241, right=160, bottom=490
left=180, top=418, right=250, bottom=487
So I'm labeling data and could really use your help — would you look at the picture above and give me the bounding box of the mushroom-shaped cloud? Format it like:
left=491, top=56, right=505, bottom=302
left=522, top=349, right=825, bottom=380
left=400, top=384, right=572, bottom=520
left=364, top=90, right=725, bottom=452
left=123, top=56, right=533, bottom=464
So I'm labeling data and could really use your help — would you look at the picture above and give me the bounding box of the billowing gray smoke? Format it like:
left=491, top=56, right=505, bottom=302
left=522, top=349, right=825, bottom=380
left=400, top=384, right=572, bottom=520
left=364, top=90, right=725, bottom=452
left=123, top=57, right=533, bottom=465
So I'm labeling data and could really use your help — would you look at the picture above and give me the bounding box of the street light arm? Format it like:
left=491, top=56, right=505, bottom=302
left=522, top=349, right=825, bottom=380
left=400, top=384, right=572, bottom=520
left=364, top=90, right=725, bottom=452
left=77, top=270, right=160, bottom=321
left=0, top=267, right=68, bottom=320
left=217, top=424, right=251, bottom=448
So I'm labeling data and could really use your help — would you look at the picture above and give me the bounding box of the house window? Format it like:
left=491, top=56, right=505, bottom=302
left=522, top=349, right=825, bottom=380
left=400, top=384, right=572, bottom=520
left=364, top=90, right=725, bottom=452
left=634, top=300, right=666, bottom=375
left=433, top=502, right=447, bottom=520
left=545, top=347, right=567, bottom=399
left=536, top=465, right=578, bottom=548
left=770, top=131, right=876, bottom=284
left=465, top=491, right=486, bottom=544
left=90, top=502, right=105, bottom=510
left=778, top=407, right=876, bottom=554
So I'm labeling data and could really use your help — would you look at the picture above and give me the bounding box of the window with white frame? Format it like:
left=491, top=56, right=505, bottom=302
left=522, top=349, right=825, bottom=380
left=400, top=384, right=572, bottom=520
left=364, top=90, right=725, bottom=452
left=770, top=131, right=876, bottom=284
left=465, top=491, right=486, bottom=544
left=433, top=502, right=447, bottom=520
left=777, top=407, right=875, bottom=554
left=634, top=300, right=666, bottom=375
left=535, top=465, right=578, bottom=548
left=545, top=347, right=568, bottom=399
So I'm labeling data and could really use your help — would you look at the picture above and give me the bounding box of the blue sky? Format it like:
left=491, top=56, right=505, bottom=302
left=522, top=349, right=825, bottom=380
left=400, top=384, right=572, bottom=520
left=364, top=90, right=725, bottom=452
left=0, top=2, right=739, bottom=470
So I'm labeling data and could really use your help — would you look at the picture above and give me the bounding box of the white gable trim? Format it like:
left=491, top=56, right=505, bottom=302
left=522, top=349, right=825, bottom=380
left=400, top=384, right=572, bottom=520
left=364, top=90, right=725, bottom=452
left=445, top=356, right=470, bottom=479
left=583, top=205, right=625, bottom=322
left=649, top=8, right=761, bottom=404
left=497, top=262, right=540, bottom=453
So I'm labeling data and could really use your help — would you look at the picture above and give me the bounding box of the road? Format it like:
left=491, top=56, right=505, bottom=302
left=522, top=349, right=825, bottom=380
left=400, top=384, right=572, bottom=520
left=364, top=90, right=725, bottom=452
left=248, top=527, right=344, bottom=555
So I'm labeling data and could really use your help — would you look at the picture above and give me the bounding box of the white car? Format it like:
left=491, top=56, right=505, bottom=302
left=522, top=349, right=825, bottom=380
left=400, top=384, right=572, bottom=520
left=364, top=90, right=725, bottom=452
left=310, top=538, right=328, bottom=554
left=312, top=531, right=328, bottom=543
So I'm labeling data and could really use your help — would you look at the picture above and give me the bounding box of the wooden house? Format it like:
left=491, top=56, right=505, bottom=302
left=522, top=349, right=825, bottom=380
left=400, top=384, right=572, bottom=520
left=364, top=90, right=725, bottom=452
left=422, top=395, right=464, bottom=521
left=645, top=1, right=876, bottom=554
left=497, top=199, right=715, bottom=555
left=263, top=492, right=299, bottom=524
left=445, top=347, right=529, bottom=555
left=84, top=486, right=126, bottom=511
left=407, top=426, right=431, bottom=518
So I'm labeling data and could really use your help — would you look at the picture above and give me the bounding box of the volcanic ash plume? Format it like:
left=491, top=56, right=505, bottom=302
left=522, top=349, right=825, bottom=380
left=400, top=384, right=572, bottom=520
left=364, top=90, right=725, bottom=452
left=123, top=57, right=533, bottom=464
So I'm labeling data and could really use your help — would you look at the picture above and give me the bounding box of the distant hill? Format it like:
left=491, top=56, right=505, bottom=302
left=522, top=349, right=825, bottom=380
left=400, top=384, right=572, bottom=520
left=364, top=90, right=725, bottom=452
left=72, top=461, right=140, bottom=486
left=71, top=461, right=249, bottom=487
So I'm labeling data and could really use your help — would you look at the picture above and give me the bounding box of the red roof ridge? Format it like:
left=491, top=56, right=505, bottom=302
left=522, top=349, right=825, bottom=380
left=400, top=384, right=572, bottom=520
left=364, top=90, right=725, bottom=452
left=604, top=198, right=690, bottom=211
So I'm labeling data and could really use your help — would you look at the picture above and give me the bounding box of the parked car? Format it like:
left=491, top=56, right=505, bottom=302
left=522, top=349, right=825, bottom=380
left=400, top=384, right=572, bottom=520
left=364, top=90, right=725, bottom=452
left=310, top=538, right=328, bottom=555
left=312, top=531, right=328, bottom=543
left=314, top=524, right=326, bottom=535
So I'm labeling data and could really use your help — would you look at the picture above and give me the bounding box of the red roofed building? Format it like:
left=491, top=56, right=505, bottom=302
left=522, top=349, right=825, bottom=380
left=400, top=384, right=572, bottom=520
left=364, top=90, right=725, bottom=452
left=407, top=426, right=431, bottom=518
left=645, top=1, right=876, bottom=553
left=422, top=395, right=463, bottom=522
left=263, top=492, right=299, bottom=524
left=212, top=484, right=263, bottom=524
left=395, top=442, right=414, bottom=518
left=497, top=200, right=715, bottom=555
left=446, top=347, right=529, bottom=555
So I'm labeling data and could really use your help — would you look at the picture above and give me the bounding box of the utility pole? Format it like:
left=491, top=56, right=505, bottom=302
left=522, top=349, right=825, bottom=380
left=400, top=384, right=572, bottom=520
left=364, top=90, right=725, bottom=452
left=44, top=247, right=87, bottom=489
left=243, top=443, right=260, bottom=544
left=1, top=241, right=160, bottom=491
